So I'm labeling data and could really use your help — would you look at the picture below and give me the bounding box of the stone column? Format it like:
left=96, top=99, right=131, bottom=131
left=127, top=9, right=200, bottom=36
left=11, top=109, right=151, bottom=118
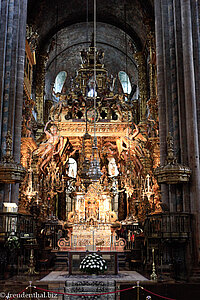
left=13, top=0, right=27, bottom=162
left=0, top=0, right=28, bottom=205
left=11, top=0, right=28, bottom=203
left=8, top=0, right=20, bottom=134
left=173, top=0, right=190, bottom=212
left=154, top=0, right=169, bottom=206
left=181, top=0, right=200, bottom=261
left=134, top=52, right=148, bottom=123
left=0, top=1, right=9, bottom=142
left=35, top=52, right=47, bottom=134
left=0, top=1, right=9, bottom=144
left=190, top=0, right=200, bottom=146
left=1, top=0, right=15, bottom=152
left=168, top=1, right=184, bottom=212
left=168, top=2, right=180, bottom=151
left=0, top=0, right=14, bottom=205
left=154, top=0, right=168, bottom=160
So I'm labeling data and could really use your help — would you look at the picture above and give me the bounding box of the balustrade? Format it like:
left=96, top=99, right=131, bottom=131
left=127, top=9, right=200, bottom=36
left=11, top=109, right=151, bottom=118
left=0, top=212, right=35, bottom=239
left=144, top=213, right=191, bottom=240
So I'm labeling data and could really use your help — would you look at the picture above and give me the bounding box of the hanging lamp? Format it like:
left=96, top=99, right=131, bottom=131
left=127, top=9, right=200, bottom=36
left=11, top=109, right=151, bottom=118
left=87, top=0, right=102, bottom=182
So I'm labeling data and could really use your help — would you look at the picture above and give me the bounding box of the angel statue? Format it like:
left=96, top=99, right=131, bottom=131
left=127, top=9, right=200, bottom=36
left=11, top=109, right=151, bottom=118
left=33, top=120, right=64, bottom=172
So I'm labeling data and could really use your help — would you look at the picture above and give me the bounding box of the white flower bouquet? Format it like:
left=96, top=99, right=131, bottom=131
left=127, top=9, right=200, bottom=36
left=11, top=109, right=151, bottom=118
left=79, top=253, right=107, bottom=274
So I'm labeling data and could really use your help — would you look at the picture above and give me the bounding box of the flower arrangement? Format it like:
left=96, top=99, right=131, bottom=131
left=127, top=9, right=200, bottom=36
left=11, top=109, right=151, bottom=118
left=80, top=253, right=107, bottom=274
left=5, top=235, right=20, bottom=250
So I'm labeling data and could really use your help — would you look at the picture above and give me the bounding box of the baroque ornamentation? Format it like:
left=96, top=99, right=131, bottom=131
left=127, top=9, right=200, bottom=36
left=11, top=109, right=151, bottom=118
left=19, top=42, right=161, bottom=227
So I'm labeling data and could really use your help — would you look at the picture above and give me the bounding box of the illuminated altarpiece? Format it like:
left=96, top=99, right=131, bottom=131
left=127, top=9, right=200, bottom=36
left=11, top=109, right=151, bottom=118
left=19, top=42, right=161, bottom=251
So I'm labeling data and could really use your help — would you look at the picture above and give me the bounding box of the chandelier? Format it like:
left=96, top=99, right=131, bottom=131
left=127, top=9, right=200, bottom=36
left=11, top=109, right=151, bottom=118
left=88, top=137, right=102, bottom=182
left=79, top=129, right=92, bottom=188
left=80, top=0, right=102, bottom=185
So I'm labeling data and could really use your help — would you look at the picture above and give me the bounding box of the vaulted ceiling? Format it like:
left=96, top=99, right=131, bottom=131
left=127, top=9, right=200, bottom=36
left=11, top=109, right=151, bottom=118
left=27, top=0, right=154, bottom=51
left=27, top=0, right=155, bottom=97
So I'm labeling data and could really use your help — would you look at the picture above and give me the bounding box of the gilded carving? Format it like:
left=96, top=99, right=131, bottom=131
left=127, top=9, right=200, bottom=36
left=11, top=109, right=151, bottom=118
left=19, top=42, right=162, bottom=226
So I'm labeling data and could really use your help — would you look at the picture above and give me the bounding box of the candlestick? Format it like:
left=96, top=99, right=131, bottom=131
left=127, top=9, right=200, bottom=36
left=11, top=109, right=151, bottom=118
left=150, top=248, right=157, bottom=281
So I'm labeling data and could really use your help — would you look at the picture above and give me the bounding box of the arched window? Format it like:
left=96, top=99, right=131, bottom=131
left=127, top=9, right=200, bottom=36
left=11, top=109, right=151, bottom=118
left=54, top=71, right=67, bottom=94
left=118, top=71, right=132, bottom=94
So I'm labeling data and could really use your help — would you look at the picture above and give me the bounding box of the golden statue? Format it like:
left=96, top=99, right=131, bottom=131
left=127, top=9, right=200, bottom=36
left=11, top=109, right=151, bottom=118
left=33, top=120, right=64, bottom=172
